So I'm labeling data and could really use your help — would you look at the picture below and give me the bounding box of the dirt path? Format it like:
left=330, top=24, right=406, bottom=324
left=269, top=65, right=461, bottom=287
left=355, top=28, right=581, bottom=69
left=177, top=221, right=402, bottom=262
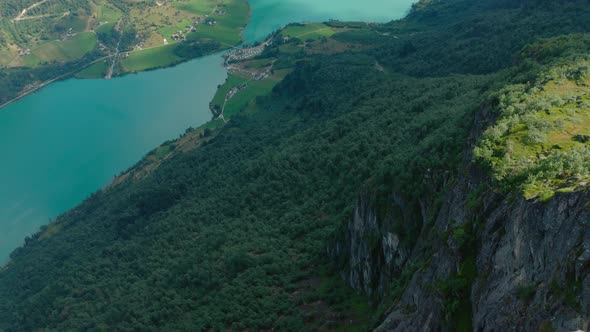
left=85, top=15, right=95, bottom=32
left=13, top=0, right=52, bottom=21
left=14, top=13, right=54, bottom=21
left=16, top=11, right=69, bottom=21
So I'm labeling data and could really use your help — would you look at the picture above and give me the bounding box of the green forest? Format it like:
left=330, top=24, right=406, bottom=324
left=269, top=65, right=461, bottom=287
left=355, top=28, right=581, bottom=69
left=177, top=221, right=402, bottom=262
left=2, top=0, right=590, bottom=331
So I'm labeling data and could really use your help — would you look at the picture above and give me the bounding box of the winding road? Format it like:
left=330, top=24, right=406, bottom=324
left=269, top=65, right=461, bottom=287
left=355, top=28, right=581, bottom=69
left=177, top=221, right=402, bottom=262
left=13, top=0, right=52, bottom=21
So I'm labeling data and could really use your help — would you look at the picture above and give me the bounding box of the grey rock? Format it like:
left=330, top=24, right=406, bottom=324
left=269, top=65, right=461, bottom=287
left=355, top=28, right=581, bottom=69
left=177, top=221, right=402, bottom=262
left=331, top=164, right=590, bottom=332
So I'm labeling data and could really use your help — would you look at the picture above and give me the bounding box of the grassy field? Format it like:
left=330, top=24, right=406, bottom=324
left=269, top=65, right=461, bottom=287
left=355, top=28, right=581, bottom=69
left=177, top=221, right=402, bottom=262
left=171, top=0, right=217, bottom=15
left=282, top=23, right=335, bottom=40
left=122, top=45, right=183, bottom=72
left=0, top=49, right=15, bottom=66
left=23, top=32, right=97, bottom=65
left=22, top=53, right=43, bottom=67
left=158, top=20, right=192, bottom=40
left=211, top=73, right=250, bottom=109
left=95, top=21, right=116, bottom=34
left=242, top=59, right=275, bottom=69
left=215, top=0, right=250, bottom=28
left=223, top=71, right=288, bottom=118
left=203, top=21, right=365, bottom=129
left=96, top=5, right=121, bottom=23
left=76, top=60, right=109, bottom=79
left=187, top=0, right=249, bottom=46
left=0, top=0, right=246, bottom=67
left=0, top=0, right=94, bottom=68
left=0, top=0, right=252, bottom=104
left=189, top=24, right=241, bottom=45
left=474, top=58, right=590, bottom=200
left=106, top=0, right=250, bottom=73
left=59, top=15, right=89, bottom=33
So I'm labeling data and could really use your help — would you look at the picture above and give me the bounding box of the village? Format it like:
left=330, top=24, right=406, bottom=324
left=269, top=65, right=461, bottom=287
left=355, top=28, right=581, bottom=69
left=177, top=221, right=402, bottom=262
left=223, top=39, right=272, bottom=64
left=215, top=39, right=277, bottom=121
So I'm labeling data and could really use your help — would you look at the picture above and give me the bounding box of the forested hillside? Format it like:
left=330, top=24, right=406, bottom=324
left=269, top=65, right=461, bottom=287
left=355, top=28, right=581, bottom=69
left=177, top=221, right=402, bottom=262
left=2, top=0, right=590, bottom=331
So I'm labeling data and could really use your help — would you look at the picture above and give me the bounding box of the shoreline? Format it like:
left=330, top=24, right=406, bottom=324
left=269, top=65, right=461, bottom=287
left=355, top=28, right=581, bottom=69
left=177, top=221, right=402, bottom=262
left=0, top=0, right=414, bottom=272
left=0, top=0, right=254, bottom=111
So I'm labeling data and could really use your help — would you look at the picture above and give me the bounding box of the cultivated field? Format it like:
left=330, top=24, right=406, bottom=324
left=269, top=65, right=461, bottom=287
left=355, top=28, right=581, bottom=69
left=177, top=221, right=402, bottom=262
left=0, top=0, right=249, bottom=72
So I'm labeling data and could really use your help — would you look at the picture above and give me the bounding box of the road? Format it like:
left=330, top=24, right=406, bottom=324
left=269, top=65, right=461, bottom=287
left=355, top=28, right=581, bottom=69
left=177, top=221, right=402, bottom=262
left=0, top=55, right=112, bottom=110
left=13, top=0, right=52, bottom=21
left=105, top=20, right=124, bottom=79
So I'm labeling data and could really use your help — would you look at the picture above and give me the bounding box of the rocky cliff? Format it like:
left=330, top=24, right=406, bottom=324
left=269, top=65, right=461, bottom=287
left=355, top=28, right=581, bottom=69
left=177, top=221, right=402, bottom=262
left=332, top=107, right=590, bottom=331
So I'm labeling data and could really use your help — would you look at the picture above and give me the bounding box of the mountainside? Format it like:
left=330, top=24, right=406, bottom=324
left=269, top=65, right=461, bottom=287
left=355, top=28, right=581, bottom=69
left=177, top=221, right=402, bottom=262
left=2, top=0, right=590, bottom=331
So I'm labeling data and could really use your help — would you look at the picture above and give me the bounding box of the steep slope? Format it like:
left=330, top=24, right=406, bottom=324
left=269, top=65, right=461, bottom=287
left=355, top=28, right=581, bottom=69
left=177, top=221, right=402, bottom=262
left=331, top=3, right=590, bottom=331
left=2, top=0, right=590, bottom=331
left=335, top=102, right=590, bottom=331
left=1, top=57, right=490, bottom=331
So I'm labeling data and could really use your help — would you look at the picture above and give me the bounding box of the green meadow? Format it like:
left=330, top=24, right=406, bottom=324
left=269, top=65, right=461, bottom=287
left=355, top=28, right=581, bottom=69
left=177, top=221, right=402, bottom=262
left=189, top=24, right=241, bottom=45
left=24, top=32, right=97, bottom=65
left=97, top=5, right=121, bottom=23
left=188, top=0, right=249, bottom=46
left=96, top=22, right=116, bottom=34
left=23, top=53, right=43, bottom=67
left=171, top=0, right=218, bottom=15
left=124, top=0, right=249, bottom=72
left=211, top=73, right=250, bottom=110
left=60, top=15, right=91, bottom=33
left=158, top=20, right=192, bottom=39
left=223, top=70, right=289, bottom=118
left=282, top=23, right=335, bottom=40
left=76, top=61, right=109, bottom=79
left=122, top=45, right=183, bottom=72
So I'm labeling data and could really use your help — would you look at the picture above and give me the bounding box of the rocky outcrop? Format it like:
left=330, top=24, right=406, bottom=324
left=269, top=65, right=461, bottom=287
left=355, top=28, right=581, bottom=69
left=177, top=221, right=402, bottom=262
left=471, top=187, right=590, bottom=331
left=329, top=193, right=421, bottom=297
left=332, top=105, right=590, bottom=331
left=333, top=166, right=590, bottom=331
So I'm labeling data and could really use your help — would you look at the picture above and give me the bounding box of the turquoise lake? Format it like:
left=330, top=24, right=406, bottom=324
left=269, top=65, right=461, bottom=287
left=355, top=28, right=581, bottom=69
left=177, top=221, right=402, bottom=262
left=0, top=0, right=414, bottom=262
left=243, top=0, right=414, bottom=42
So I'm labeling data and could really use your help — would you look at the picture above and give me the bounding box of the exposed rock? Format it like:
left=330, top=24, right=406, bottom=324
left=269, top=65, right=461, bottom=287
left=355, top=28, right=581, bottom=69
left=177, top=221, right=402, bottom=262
left=330, top=193, right=420, bottom=297
left=331, top=106, right=590, bottom=331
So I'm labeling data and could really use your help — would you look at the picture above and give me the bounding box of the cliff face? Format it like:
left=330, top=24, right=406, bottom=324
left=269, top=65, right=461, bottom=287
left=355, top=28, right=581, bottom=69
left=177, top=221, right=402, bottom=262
left=472, top=185, right=590, bottom=331
left=332, top=110, right=590, bottom=331
left=329, top=193, right=421, bottom=297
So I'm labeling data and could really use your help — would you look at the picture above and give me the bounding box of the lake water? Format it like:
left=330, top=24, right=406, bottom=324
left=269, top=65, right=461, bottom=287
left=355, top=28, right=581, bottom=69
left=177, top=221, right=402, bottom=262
left=0, top=0, right=414, bottom=262
left=0, top=55, right=227, bottom=261
left=243, top=0, right=414, bottom=43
